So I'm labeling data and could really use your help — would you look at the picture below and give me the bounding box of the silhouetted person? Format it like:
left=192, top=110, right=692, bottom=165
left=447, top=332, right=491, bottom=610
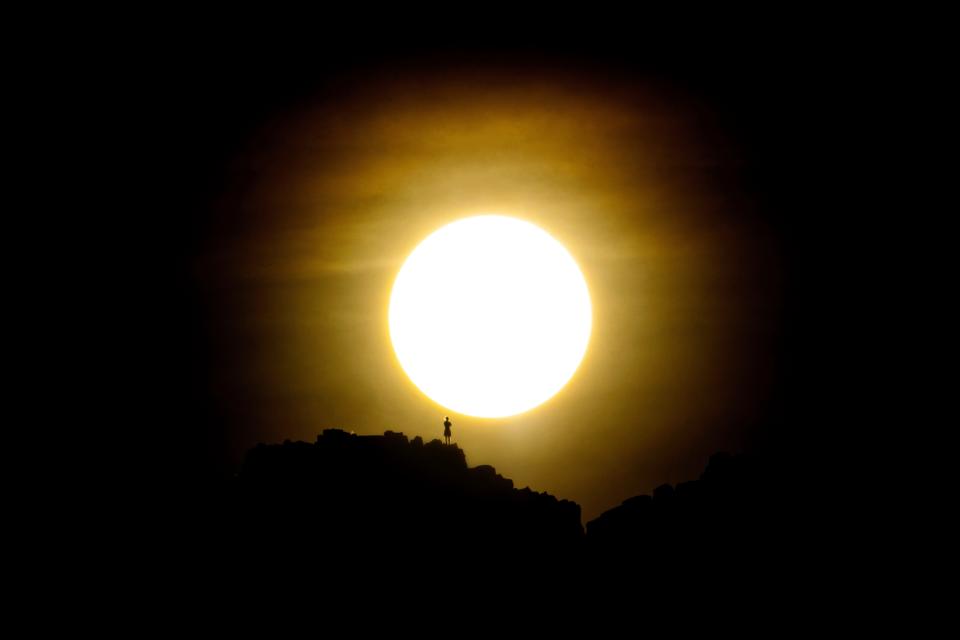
left=443, top=416, right=452, bottom=445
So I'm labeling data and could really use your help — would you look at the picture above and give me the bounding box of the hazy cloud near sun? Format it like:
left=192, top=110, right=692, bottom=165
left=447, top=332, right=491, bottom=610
left=200, top=70, right=728, bottom=280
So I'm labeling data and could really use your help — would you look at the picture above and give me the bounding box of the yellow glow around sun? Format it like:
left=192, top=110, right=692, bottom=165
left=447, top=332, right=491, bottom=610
left=389, top=215, right=592, bottom=418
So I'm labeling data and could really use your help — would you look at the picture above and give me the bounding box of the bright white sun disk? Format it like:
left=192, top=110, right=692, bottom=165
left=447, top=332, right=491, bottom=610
left=389, top=215, right=592, bottom=418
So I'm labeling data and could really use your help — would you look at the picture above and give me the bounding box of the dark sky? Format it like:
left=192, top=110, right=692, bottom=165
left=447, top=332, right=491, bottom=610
left=99, top=23, right=858, bottom=520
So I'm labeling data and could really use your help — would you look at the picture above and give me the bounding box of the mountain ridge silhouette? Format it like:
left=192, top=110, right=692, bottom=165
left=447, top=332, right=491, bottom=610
left=215, top=428, right=783, bottom=570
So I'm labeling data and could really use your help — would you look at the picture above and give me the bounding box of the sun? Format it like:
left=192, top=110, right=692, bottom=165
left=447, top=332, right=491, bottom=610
left=389, top=215, right=592, bottom=418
